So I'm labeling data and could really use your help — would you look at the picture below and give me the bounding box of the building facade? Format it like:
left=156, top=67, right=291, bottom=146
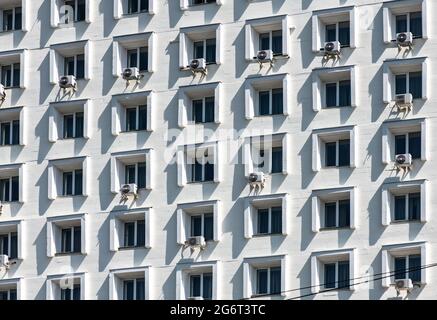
left=0, top=0, right=435, bottom=300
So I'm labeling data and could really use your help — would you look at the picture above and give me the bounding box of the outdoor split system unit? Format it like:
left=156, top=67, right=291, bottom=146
left=256, top=50, right=273, bottom=63
left=189, top=58, right=207, bottom=74
left=395, top=93, right=413, bottom=111
left=396, top=32, right=413, bottom=47
left=122, top=67, right=140, bottom=81
left=395, top=153, right=413, bottom=168
left=324, top=41, right=341, bottom=55
left=120, top=183, right=138, bottom=196
left=394, top=278, right=414, bottom=290
left=0, top=84, right=5, bottom=102
left=0, top=254, right=9, bottom=268
left=59, top=75, right=77, bottom=89
left=248, top=172, right=265, bottom=184
left=185, top=236, right=206, bottom=248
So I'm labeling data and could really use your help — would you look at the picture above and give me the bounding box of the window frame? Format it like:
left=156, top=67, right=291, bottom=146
left=2, top=7, right=22, bottom=32
left=63, top=0, right=86, bottom=24
left=322, top=199, right=350, bottom=229
left=0, top=120, right=19, bottom=146
left=0, top=176, right=19, bottom=203
left=323, top=260, right=350, bottom=290
left=127, top=0, right=149, bottom=14
left=123, top=219, right=146, bottom=248
left=255, top=266, right=281, bottom=296
left=189, top=272, right=213, bottom=300
left=122, top=277, right=145, bottom=300
left=60, top=225, right=81, bottom=254
left=324, top=139, right=350, bottom=168
left=393, top=192, right=421, bottom=222
left=324, top=21, right=350, bottom=47
left=191, top=96, right=215, bottom=124
left=0, top=62, right=20, bottom=88
left=62, top=169, right=83, bottom=196
left=62, top=112, right=84, bottom=139
left=64, top=54, right=85, bottom=79
left=0, top=231, right=18, bottom=259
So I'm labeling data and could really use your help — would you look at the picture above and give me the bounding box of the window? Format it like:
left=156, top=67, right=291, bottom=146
left=191, top=0, right=215, bottom=5
left=395, top=12, right=422, bottom=38
left=0, top=176, right=19, bottom=202
left=191, top=213, right=213, bottom=241
left=394, top=255, right=421, bottom=282
left=325, top=80, right=351, bottom=107
left=60, top=226, right=81, bottom=254
left=127, top=47, right=148, bottom=72
left=124, top=162, right=146, bottom=188
left=189, top=273, right=212, bottom=300
left=63, top=0, right=86, bottom=23
left=0, top=288, right=17, bottom=300
left=395, top=72, right=422, bottom=99
left=257, top=147, right=283, bottom=174
left=190, top=149, right=214, bottom=183
left=123, top=220, right=145, bottom=247
left=324, top=200, right=350, bottom=229
left=0, top=232, right=17, bottom=259
left=64, top=54, right=85, bottom=79
left=257, top=207, right=282, bottom=235
left=63, top=112, right=83, bottom=139
left=193, top=39, right=216, bottom=64
left=123, top=278, right=145, bottom=300
left=394, top=193, right=420, bottom=222
left=1, top=63, right=20, bottom=88
left=259, top=88, right=283, bottom=116
left=192, top=97, right=214, bottom=123
left=251, top=137, right=284, bottom=174
left=325, top=21, right=350, bottom=47
left=324, top=261, right=350, bottom=289
left=259, top=30, right=282, bottom=55
left=62, top=169, right=83, bottom=196
left=394, top=132, right=421, bottom=159
left=256, top=267, right=281, bottom=295
left=61, top=284, right=81, bottom=300
left=0, top=120, right=19, bottom=146
left=127, top=0, right=148, bottom=14
left=325, top=139, right=350, bottom=167
left=2, top=7, right=22, bottom=31
left=125, top=106, right=147, bottom=132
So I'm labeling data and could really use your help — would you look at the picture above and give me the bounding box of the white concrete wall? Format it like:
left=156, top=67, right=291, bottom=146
left=0, top=0, right=437, bottom=300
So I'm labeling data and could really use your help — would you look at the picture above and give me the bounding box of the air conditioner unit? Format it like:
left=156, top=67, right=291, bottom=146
left=396, top=32, right=413, bottom=47
left=395, top=93, right=413, bottom=111
left=189, top=58, right=207, bottom=73
left=0, top=84, right=5, bottom=101
left=248, top=172, right=265, bottom=184
left=59, top=75, right=77, bottom=89
left=255, top=50, right=273, bottom=63
left=395, top=153, right=413, bottom=167
left=0, top=254, right=9, bottom=267
left=120, top=183, right=138, bottom=196
left=185, top=236, right=206, bottom=248
left=187, top=296, right=204, bottom=301
left=122, top=67, right=140, bottom=81
left=394, top=278, right=414, bottom=290
left=323, top=41, right=341, bottom=55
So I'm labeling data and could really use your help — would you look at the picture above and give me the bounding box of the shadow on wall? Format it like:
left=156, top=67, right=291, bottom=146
left=37, top=0, right=55, bottom=48
left=166, top=37, right=182, bottom=90
left=298, top=75, right=315, bottom=132
left=299, top=134, right=316, bottom=189
left=168, top=0, right=183, bottom=29
left=97, top=161, right=116, bottom=212
left=163, top=212, right=180, bottom=267
left=298, top=16, right=316, bottom=70
left=161, top=268, right=177, bottom=300
left=230, top=263, right=243, bottom=299
left=101, top=46, right=117, bottom=97
left=298, top=196, right=315, bottom=251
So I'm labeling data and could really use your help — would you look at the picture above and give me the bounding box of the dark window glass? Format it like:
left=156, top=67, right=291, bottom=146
left=325, top=142, right=337, bottom=167
left=270, top=267, right=281, bottom=294
left=75, top=112, right=84, bottom=138
left=127, top=49, right=138, bottom=68
left=124, top=222, right=135, bottom=247
left=338, top=139, right=350, bottom=167
left=338, top=200, right=350, bottom=228
left=137, top=162, right=146, bottom=188
left=193, top=41, right=204, bottom=60
left=396, top=15, right=408, bottom=33
left=338, top=261, right=350, bottom=289
left=324, top=263, right=336, bottom=289
left=139, top=47, right=148, bottom=71
left=271, top=147, right=283, bottom=174
left=409, top=72, right=422, bottom=99
left=272, top=88, right=283, bottom=114
left=394, top=195, right=406, bottom=221
left=410, top=12, right=422, bottom=38
left=137, top=220, right=145, bottom=246
left=395, top=134, right=406, bottom=155
left=0, top=179, right=10, bottom=202
left=258, top=149, right=265, bottom=169
left=3, top=10, right=13, bottom=31
left=0, top=234, right=8, bottom=256
left=202, top=273, right=212, bottom=300
left=325, top=24, right=336, bottom=42
left=74, top=169, right=82, bottom=195
left=11, top=176, right=18, bottom=202
left=138, top=105, right=148, bottom=130
left=140, top=0, right=149, bottom=12
left=191, top=215, right=202, bottom=237
left=76, top=55, right=85, bottom=79
left=63, top=172, right=73, bottom=196
left=256, top=269, right=268, bottom=294
left=192, top=99, right=203, bottom=123
left=271, top=30, right=282, bottom=55
left=190, top=275, right=201, bottom=297
left=409, top=255, right=421, bottom=282
left=77, top=0, right=86, bottom=21
left=204, top=162, right=214, bottom=182
left=12, top=120, right=19, bottom=145
left=259, top=33, right=270, bottom=51
left=192, top=161, right=203, bottom=182
left=1, top=122, right=11, bottom=145
left=325, top=202, right=336, bottom=228
left=73, top=226, right=81, bottom=253
left=12, top=63, right=20, bottom=87
left=10, top=232, right=18, bottom=259
left=14, top=7, right=22, bottom=30
left=0, top=291, right=7, bottom=300
left=125, top=165, right=136, bottom=184
left=65, top=57, right=75, bottom=76
left=394, top=257, right=407, bottom=280
left=409, top=131, right=421, bottom=159
left=204, top=97, right=215, bottom=123
left=257, top=209, right=269, bottom=234
left=128, top=0, right=138, bottom=13
left=205, top=39, right=216, bottom=63
left=338, top=21, right=350, bottom=47
left=395, top=74, right=407, bottom=95
left=123, top=280, right=134, bottom=300
left=339, top=80, right=351, bottom=107
left=1, top=65, right=11, bottom=87
left=61, top=228, right=72, bottom=253
left=271, top=206, right=282, bottom=234
left=325, top=83, right=337, bottom=107
left=259, top=91, right=270, bottom=116
left=9, top=289, right=17, bottom=300
left=126, top=107, right=137, bottom=131
left=408, top=193, right=420, bottom=221
left=64, top=114, right=74, bottom=138
left=204, top=213, right=214, bottom=241
left=136, top=278, right=145, bottom=300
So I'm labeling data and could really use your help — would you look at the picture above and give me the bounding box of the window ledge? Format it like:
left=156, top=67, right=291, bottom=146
left=251, top=293, right=283, bottom=298
left=252, top=233, right=284, bottom=238
left=55, top=252, right=83, bottom=257
left=186, top=180, right=216, bottom=185
left=0, top=29, right=22, bottom=35
left=391, top=220, right=422, bottom=225
left=122, top=11, right=150, bottom=17
left=118, top=246, right=147, bottom=251
left=319, top=227, right=352, bottom=231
